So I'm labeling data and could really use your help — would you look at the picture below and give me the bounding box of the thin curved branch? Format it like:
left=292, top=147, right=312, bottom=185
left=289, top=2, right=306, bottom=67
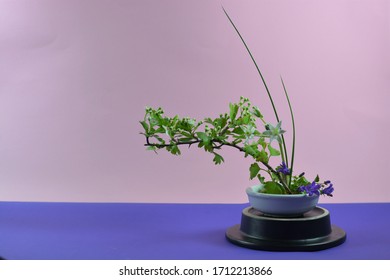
left=145, top=136, right=200, bottom=148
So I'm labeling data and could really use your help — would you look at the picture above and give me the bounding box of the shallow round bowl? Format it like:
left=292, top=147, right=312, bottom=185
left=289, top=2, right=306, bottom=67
left=246, top=185, right=319, bottom=217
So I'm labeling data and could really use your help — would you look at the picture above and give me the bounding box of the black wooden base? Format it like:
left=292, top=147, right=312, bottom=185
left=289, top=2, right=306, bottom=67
left=226, top=206, right=346, bottom=251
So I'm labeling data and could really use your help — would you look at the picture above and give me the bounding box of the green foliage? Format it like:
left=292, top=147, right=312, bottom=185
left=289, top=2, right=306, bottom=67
left=140, top=121, right=149, bottom=132
left=257, top=174, right=265, bottom=184
left=243, top=144, right=260, bottom=158
left=141, top=98, right=327, bottom=196
left=166, top=145, right=181, bottom=155
left=229, top=103, right=239, bottom=121
left=290, top=175, right=310, bottom=194
left=252, top=106, right=263, bottom=118
left=249, top=163, right=260, bottom=180
left=257, top=150, right=269, bottom=164
left=196, top=132, right=210, bottom=145
left=140, top=97, right=295, bottom=191
left=213, top=153, right=224, bottom=165
left=146, top=146, right=158, bottom=153
left=268, top=144, right=281, bottom=156
left=260, top=181, right=284, bottom=194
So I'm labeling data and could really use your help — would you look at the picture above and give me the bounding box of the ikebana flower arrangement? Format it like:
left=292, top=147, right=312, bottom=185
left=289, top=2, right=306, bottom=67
left=139, top=8, right=334, bottom=213
left=139, top=7, right=346, bottom=251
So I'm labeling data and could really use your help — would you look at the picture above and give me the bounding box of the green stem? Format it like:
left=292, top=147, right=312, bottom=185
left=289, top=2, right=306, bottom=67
left=280, top=77, right=295, bottom=187
left=278, top=142, right=286, bottom=166
left=261, top=161, right=292, bottom=194
left=222, top=6, right=289, bottom=168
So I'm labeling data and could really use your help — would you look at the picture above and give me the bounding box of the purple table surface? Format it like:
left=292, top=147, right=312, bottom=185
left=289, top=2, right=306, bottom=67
left=0, top=202, right=389, bottom=260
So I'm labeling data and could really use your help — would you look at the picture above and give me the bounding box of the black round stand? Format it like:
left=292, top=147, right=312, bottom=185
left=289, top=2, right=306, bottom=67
left=226, top=206, right=346, bottom=251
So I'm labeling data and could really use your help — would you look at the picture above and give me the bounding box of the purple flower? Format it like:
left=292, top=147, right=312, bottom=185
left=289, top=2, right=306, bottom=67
left=322, top=183, right=334, bottom=197
left=276, top=162, right=290, bottom=175
left=324, top=180, right=331, bottom=185
left=299, top=181, right=321, bottom=196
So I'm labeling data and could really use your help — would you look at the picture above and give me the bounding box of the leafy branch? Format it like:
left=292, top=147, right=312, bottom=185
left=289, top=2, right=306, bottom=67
left=141, top=97, right=293, bottom=194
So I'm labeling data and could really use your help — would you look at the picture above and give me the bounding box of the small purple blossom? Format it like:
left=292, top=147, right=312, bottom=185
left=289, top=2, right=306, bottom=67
left=299, top=181, right=335, bottom=197
left=322, top=183, right=334, bottom=197
left=276, top=162, right=290, bottom=175
left=298, top=181, right=321, bottom=196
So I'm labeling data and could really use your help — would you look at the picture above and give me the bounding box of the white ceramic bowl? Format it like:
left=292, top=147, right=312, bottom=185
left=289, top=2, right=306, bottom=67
left=246, top=185, right=319, bottom=217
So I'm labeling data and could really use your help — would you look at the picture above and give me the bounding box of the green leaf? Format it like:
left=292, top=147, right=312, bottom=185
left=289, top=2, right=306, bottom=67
left=179, top=131, right=193, bottom=138
left=293, top=176, right=310, bottom=188
left=204, top=118, right=213, bottom=124
left=268, top=144, right=281, bottom=156
left=195, top=132, right=213, bottom=152
left=146, top=146, right=158, bottom=152
left=149, top=117, right=158, bottom=127
left=253, top=130, right=262, bottom=137
left=213, top=116, right=227, bottom=130
left=270, top=172, right=279, bottom=182
left=196, top=132, right=209, bottom=143
left=249, top=163, right=260, bottom=180
left=257, top=137, right=267, bottom=149
left=164, top=126, right=174, bottom=139
left=289, top=175, right=310, bottom=193
left=257, top=174, right=265, bottom=184
left=196, top=132, right=211, bottom=150
left=252, top=106, right=263, bottom=118
left=256, top=150, right=269, bottom=164
left=232, top=127, right=245, bottom=136
left=155, top=127, right=165, bottom=134
left=229, top=103, right=239, bottom=121
left=168, top=145, right=181, bottom=155
left=242, top=114, right=251, bottom=124
left=219, top=117, right=227, bottom=129
left=243, top=144, right=259, bottom=158
left=177, top=137, right=194, bottom=142
left=213, top=153, right=225, bottom=165
left=154, top=135, right=165, bottom=144
left=178, top=121, right=192, bottom=132
left=140, top=121, right=149, bottom=132
left=203, top=143, right=213, bottom=153
left=261, top=181, right=284, bottom=194
left=315, top=174, right=320, bottom=182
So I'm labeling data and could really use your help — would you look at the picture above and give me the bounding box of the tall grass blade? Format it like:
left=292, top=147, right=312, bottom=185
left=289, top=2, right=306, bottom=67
left=222, top=6, right=289, bottom=167
left=281, top=77, right=295, bottom=185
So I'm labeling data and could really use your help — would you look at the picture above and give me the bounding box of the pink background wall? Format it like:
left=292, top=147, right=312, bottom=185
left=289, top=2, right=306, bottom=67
left=1, top=0, right=389, bottom=203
